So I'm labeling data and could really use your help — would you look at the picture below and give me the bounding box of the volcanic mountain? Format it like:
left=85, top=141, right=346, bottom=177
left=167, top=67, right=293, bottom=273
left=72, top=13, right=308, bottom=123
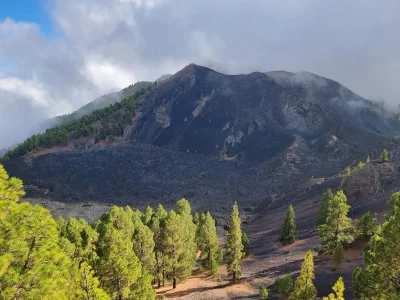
left=3, top=64, right=400, bottom=219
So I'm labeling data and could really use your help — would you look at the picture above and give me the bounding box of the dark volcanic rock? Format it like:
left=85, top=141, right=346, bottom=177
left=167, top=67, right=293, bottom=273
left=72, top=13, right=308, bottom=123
left=4, top=64, right=400, bottom=214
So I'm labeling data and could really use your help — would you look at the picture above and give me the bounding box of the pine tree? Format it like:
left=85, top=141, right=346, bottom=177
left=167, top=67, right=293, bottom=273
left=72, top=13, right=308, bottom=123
left=318, top=190, right=354, bottom=253
left=150, top=204, right=168, bottom=287
left=352, top=203, right=400, bottom=299
left=130, top=272, right=156, bottom=300
left=196, top=212, right=220, bottom=275
left=0, top=200, right=77, bottom=299
left=96, top=206, right=148, bottom=299
left=242, top=232, right=250, bottom=257
left=344, top=167, right=351, bottom=176
left=75, top=262, right=110, bottom=300
left=387, top=191, right=400, bottom=214
left=355, top=211, right=377, bottom=240
left=316, top=189, right=334, bottom=226
left=142, top=205, right=153, bottom=226
left=323, top=277, right=345, bottom=300
left=279, top=204, right=297, bottom=245
left=275, top=274, right=293, bottom=297
left=380, top=149, right=389, bottom=162
left=132, top=219, right=156, bottom=274
left=60, top=217, right=99, bottom=265
left=173, top=199, right=197, bottom=283
left=0, top=163, right=25, bottom=201
left=333, top=242, right=344, bottom=267
left=288, top=250, right=317, bottom=300
left=226, top=201, right=243, bottom=281
left=162, top=210, right=186, bottom=289
left=352, top=266, right=371, bottom=299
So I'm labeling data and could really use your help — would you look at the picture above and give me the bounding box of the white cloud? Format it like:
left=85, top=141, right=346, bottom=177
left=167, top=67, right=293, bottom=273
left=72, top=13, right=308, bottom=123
left=0, top=0, right=400, bottom=149
left=80, top=57, right=137, bottom=93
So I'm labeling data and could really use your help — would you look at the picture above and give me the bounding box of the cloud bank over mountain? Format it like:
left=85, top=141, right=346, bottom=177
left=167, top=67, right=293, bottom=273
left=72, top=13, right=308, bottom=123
left=0, top=0, right=399, bottom=148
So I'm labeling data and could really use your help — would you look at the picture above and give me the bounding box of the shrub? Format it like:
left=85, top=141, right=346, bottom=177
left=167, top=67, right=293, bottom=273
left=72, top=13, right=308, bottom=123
left=380, top=149, right=389, bottom=162
left=221, top=145, right=227, bottom=157
left=355, top=161, right=365, bottom=171
left=330, top=265, right=337, bottom=272
left=274, top=274, right=293, bottom=297
left=260, top=287, right=268, bottom=299
left=274, top=278, right=281, bottom=292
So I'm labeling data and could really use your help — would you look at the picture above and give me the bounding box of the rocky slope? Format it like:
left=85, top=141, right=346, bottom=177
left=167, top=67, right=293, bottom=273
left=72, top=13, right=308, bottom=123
left=3, top=64, right=400, bottom=219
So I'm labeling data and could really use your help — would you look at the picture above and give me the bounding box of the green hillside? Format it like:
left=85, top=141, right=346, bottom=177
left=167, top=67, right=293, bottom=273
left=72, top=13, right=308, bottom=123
left=2, top=82, right=156, bottom=161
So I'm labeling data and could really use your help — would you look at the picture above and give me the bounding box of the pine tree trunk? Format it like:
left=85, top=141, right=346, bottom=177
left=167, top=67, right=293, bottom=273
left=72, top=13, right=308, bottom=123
left=233, top=271, right=236, bottom=282
left=173, top=277, right=177, bottom=289
left=157, top=279, right=161, bottom=288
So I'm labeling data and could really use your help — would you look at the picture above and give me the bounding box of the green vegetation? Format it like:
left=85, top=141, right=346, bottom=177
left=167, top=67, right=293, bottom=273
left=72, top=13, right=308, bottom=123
left=279, top=204, right=297, bottom=245
left=289, top=250, right=317, bottom=300
left=344, top=167, right=351, bottom=176
left=352, top=192, right=400, bottom=299
left=355, top=211, right=377, bottom=240
left=380, top=149, right=389, bottom=162
left=4, top=156, right=400, bottom=299
left=241, top=232, right=250, bottom=257
left=323, top=277, right=345, bottom=300
left=333, top=243, right=344, bottom=267
left=366, top=155, right=371, bottom=163
left=221, top=144, right=227, bottom=157
left=260, top=286, right=269, bottom=299
left=0, top=164, right=25, bottom=201
left=226, top=201, right=244, bottom=281
left=274, top=274, right=293, bottom=297
left=196, top=212, right=221, bottom=276
left=318, top=190, right=354, bottom=253
left=354, top=161, right=365, bottom=171
left=0, top=163, right=230, bottom=298
left=316, top=188, right=334, bottom=226
left=2, top=83, right=156, bottom=161
left=386, top=191, right=400, bottom=214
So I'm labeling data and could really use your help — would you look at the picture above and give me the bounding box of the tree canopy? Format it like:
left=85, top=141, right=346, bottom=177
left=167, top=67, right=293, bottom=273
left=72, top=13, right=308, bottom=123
left=226, top=202, right=243, bottom=282
left=318, top=190, right=354, bottom=253
left=352, top=192, right=400, bottom=299
left=279, top=204, right=297, bottom=245
left=289, top=250, right=317, bottom=300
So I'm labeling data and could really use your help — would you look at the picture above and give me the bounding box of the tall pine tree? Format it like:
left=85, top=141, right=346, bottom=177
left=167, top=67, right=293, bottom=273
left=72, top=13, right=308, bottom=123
left=279, top=204, right=297, bottom=245
left=196, top=212, right=220, bottom=275
left=132, top=219, right=156, bottom=274
left=150, top=204, right=168, bottom=287
left=316, top=189, right=334, bottom=226
left=226, top=201, right=243, bottom=281
left=318, top=190, right=354, bottom=253
left=173, top=199, right=197, bottom=283
left=162, top=210, right=187, bottom=289
left=289, top=250, right=317, bottom=300
left=96, top=206, right=150, bottom=299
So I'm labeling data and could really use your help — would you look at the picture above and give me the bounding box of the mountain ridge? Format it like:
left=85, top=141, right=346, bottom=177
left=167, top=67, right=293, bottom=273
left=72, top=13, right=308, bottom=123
left=3, top=64, right=400, bottom=213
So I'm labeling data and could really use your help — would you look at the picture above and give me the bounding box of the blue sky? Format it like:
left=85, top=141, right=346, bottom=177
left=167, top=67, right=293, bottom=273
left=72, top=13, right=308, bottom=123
left=0, top=0, right=51, bottom=34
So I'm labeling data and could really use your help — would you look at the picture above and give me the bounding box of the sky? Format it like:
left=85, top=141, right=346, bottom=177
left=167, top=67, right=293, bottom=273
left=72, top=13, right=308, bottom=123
left=0, top=0, right=400, bottom=149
